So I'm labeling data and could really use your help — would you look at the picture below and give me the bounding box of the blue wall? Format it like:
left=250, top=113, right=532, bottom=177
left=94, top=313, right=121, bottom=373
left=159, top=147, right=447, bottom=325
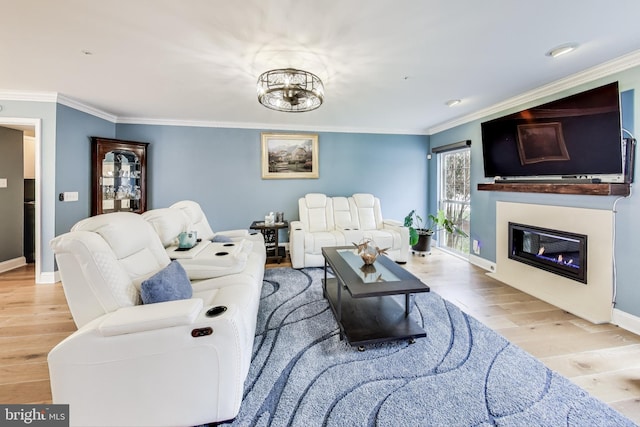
left=115, top=124, right=429, bottom=233
left=429, top=66, right=640, bottom=317
left=55, top=104, right=115, bottom=235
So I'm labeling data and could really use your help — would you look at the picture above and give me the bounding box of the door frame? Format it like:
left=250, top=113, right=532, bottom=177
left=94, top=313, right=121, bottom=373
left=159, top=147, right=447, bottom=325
left=0, top=117, right=44, bottom=283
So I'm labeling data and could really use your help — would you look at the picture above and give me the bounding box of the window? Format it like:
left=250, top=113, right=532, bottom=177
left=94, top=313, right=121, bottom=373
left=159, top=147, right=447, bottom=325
left=437, top=147, right=471, bottom=256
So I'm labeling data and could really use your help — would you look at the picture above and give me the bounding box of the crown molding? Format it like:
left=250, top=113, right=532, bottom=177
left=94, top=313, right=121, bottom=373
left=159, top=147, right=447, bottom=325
left=56, top=94, right=118, bottom=122
left=116, top=116, right=429, bottom=135
left=427, top=49, right=640, bottom=135
left=0, top=90, right=57, bottom=102
left=0, top=90, right=118, bottom=122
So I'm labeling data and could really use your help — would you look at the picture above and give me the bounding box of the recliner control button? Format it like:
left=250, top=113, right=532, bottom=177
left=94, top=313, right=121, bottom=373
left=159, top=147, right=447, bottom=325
left=191, top=327, right=213, bottom=337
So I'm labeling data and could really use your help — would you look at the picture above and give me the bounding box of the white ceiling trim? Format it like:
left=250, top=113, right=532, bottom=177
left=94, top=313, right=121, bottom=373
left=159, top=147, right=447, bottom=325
left=0, top=90, right=118, bottom=122
left=116, top=116, right=428, bottom=135
left=57, top=94, right=118, bottom=122
left=428, top=49, right=640, bottom=135
left=0, top=90, right=57, bottom=103
left=0, top=88, right=427, bottom=134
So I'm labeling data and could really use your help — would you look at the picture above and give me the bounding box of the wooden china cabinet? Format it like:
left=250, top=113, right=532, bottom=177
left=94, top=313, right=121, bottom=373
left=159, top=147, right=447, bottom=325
left=91, top=137, right=149, bottom=216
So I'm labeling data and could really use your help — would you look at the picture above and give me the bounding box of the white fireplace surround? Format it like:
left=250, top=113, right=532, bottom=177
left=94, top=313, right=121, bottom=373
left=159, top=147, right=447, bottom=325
left=489, top=201, right=613, bottom=324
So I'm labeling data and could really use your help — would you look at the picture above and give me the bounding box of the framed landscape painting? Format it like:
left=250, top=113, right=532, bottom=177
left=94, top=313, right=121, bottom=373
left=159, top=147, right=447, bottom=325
left=261, top=133, right=319, bottom=179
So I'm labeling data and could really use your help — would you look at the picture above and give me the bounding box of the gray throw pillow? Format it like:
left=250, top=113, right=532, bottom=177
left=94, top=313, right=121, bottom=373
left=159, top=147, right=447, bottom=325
left=211, top=234, right=233, bottom=243
left=141, top=261, right=192, bottom=304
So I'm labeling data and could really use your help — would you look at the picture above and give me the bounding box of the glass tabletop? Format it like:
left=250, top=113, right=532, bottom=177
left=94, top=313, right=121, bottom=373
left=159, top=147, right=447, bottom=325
left=337, top=249, right=400, bottom=283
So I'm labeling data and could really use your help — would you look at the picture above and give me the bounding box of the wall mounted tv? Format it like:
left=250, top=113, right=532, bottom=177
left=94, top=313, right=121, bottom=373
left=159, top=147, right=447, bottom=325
left=481, top=82, right=627, bottom=183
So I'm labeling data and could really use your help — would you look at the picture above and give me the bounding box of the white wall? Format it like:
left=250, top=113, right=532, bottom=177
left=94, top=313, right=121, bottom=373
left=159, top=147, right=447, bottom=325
left=23, top=135, right=35, bottom=179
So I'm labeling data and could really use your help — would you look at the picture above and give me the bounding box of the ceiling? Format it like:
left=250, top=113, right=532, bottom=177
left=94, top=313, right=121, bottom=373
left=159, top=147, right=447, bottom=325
left=2, top=0, right=640, bottom=135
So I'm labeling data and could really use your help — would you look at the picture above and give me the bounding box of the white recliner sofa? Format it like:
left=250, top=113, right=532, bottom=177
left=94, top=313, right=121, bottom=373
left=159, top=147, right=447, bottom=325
left=289, top=193, right=409, bottom=268
left=49, top=212, right=263, bottom=427
left=141, top=201, right=266, bottom=281
left=170, top=200, right=265, bottom=246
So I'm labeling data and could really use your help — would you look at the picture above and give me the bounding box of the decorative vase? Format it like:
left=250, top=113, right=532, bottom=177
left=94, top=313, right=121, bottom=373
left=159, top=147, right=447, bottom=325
left=360, top=243, right=378, bottom=265
left=353, top=239, right=389, bottom=265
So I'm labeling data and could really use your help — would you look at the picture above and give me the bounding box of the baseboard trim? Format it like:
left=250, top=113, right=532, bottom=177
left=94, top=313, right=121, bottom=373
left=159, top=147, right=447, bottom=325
left=611, top=308, right=640, bottom=335
left=0, top=257, right=26, bottom=274
left=469, top=255, right=496, bottom=273
left=37, top=270, right=59, bottom=284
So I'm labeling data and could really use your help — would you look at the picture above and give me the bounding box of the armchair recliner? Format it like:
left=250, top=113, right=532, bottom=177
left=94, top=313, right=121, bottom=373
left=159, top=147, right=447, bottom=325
left=49, top=212, right=262, bottom=427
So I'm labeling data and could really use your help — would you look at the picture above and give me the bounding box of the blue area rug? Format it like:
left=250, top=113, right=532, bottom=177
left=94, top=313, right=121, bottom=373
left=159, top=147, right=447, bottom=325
left=223, top=267, right=635, bottom=426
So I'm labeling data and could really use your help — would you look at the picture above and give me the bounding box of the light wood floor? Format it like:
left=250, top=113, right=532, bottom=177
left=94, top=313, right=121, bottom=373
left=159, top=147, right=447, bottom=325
left=2, top=252, right=640, bottom=423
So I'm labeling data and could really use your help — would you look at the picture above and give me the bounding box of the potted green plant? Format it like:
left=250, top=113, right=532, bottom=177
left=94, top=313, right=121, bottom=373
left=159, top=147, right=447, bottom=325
left=403, top=209, right=467, bottom=253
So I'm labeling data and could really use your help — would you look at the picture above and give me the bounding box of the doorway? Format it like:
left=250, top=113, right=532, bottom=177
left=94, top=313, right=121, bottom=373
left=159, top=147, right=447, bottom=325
left=0, top=119, right=42, bottom=282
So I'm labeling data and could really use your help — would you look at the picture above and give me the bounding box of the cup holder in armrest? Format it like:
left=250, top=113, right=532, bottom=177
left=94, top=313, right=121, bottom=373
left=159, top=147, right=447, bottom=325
left=206, top=306, right=227, bottom=317
left=215, top=252, right=229, bottom=256
left=223, top=243, right=235, bottom=247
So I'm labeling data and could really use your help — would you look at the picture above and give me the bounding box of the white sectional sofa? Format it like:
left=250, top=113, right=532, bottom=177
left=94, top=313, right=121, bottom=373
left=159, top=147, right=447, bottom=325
left=48, top=208, right=265, bottom=426
left=289, top=193, right=409, bottom=269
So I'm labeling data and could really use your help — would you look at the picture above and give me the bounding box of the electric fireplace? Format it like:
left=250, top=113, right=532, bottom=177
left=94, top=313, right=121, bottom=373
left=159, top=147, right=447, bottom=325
left=508, top=222, right=587, bottom=284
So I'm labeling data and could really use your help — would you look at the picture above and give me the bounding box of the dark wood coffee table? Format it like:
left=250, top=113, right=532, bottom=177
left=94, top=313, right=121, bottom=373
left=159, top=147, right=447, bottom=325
left=322, top=246, right=430, bottom=349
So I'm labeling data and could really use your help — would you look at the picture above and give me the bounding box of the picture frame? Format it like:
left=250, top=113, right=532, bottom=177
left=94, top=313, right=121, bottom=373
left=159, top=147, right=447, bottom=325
left=261, top=133, right=319, bottom=179
left=516, top=122, right=570, bottom=165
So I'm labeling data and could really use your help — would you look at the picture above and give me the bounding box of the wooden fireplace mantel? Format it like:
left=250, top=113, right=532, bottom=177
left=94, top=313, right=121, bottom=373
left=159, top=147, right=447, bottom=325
left=477, top=182, right=630, bottom=196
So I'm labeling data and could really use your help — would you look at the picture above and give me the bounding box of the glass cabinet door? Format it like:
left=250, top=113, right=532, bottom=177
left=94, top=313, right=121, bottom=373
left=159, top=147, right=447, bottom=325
left=91, top=137, right=149, bottom=215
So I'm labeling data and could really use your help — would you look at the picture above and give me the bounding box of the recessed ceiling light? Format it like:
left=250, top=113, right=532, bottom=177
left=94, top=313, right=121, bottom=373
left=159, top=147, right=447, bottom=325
left=81, top=50, right=93, bottom=55
left=446, top=99, right=461, bottom=107
left=546, top=43, right=578, bottom=58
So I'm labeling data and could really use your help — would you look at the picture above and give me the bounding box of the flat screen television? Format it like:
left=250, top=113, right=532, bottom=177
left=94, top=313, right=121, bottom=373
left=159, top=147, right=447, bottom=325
left=481, top=82, right=627, bottom=183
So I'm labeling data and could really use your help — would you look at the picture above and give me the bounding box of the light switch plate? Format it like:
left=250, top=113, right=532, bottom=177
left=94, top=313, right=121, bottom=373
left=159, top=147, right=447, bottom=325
left=0, top=178, right=7, bottom=188
left=61, top=191, right=79, bottom=202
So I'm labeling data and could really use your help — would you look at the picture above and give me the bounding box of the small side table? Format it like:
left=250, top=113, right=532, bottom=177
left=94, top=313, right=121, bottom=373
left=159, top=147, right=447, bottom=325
left=249, top=220, right=289, bottom=264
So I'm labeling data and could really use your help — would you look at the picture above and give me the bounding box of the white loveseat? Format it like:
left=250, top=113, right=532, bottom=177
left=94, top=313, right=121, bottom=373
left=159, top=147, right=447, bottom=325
left=49, top=212, right=264, bottom=426
left=289, top=193, right=409, bottom=269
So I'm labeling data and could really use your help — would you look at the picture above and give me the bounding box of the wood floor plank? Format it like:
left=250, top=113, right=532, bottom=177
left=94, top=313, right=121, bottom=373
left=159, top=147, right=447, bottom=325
left=611, top=398, right=640, bottom=422
left=570, top=368, right=640, bottom=403
left=510, top=328, right=640, bottom=359
left=496, top=320, right=590, bottom=343
left=540, top=344, right=640, bottom=377
left=0, top=321, right=76, bottom=338
left=0, top=380, right=51, bottom=404
left=0, top=362, right=50, bottom=385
